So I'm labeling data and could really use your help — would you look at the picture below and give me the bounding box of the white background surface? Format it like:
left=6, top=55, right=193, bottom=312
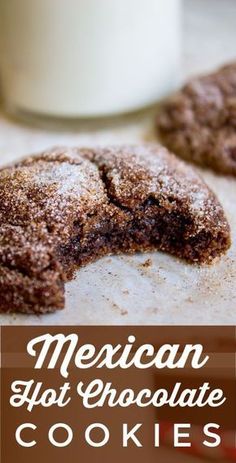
left=0, top=0, right=235, bottom=327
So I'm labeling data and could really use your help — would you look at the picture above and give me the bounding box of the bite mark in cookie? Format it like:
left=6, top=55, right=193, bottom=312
left=156, top=62, right=236, bottom=175
left=0, top=145, right=231, bottom=313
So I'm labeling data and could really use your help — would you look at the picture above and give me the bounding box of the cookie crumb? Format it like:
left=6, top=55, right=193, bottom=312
left=122, top=289, right=129, bottom=295
left=121, top=309, right=128, bottom=316
left=140, top=258, right=153, bottom=269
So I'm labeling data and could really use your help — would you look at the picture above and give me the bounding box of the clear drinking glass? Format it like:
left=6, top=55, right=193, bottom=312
left=0, top=0, right=181, bottom=119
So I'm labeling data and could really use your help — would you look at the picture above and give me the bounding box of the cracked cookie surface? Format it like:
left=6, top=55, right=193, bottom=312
left=156, top=62, right=236, bottom=176
left=0, top=145, right=231, bottom=313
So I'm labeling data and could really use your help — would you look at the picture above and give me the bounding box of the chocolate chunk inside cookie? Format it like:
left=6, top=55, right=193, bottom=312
left=156, top=62, right=236, bottom=175
left=0, top=145, right=231, bottom=313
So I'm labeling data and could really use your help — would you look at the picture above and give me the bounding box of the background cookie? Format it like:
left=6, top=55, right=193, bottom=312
left=156, top=62, right=236, bottom=176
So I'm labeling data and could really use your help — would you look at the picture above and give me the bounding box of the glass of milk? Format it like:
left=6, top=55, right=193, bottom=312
left=0, top=0, right=181, bottom=118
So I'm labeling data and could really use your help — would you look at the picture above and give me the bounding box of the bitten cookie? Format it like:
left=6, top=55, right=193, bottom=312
left=0, top=145, right=231, bottom=313
left=156, top=62, right=236, bottom=175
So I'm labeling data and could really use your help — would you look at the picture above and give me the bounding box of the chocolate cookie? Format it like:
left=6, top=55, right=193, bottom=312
left=156, top=62, right=236, bottom=175
left=0, top=145, right=230, bottom=313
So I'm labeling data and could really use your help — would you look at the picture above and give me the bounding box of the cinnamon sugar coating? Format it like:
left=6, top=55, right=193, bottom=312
left=0, top=145, right=231, bottom=313
left=156, top=62, right=236, bottom=175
